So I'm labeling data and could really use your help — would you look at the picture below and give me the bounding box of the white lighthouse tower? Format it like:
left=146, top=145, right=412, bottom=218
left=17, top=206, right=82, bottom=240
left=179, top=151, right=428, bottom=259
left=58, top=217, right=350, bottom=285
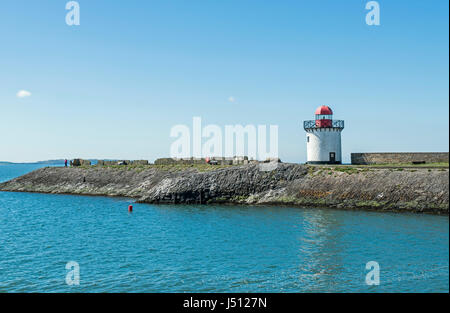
left=303, top=105, right=344, bottom=164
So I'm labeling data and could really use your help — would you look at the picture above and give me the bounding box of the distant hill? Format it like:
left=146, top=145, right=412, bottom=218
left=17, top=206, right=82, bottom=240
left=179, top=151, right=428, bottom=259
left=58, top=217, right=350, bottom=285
left=35, top=159, right=66, bottom=164
left=0, top=159, right=108, bottom=165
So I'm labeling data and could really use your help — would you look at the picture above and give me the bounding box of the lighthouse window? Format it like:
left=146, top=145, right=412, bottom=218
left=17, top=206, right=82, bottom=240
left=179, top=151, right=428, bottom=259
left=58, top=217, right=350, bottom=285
left=307, top=136, right=310, bottom=142
left=316, top=114, right=332, bottom=120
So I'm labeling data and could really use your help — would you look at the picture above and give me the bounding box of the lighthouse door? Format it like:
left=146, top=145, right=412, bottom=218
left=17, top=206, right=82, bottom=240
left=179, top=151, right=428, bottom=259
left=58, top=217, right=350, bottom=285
left=329, top=152, right=336, bottom=163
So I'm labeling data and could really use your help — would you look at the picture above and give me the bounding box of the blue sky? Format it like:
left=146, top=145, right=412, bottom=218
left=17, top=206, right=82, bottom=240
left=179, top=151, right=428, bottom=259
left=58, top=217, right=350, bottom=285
left=0, top=0, right=448, bottom=163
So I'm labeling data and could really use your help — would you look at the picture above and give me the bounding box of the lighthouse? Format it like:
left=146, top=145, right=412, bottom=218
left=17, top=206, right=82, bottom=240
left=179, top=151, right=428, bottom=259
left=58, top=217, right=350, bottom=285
left=303, top=105, right=344, bottom=164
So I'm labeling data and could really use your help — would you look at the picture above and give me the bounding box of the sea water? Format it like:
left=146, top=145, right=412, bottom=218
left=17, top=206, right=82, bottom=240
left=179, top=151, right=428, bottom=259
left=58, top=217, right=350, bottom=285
left=0, top=163, right=448, bottom=292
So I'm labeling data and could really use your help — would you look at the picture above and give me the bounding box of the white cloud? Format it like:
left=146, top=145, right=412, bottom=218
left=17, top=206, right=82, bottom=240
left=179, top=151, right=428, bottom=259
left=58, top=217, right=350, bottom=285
left=16, top=90, right=31, bottom=98
left=228, top=96, right=236, bottom=103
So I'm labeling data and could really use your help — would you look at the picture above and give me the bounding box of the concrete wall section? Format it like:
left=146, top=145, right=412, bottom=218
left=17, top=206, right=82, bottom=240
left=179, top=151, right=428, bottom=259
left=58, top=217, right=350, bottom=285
left=351, top=152, right=449, bottom=165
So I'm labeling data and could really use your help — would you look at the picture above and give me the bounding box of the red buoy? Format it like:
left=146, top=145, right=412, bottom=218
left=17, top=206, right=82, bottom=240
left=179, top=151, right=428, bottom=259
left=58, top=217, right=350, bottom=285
left=128, top=205, right=133, bottom=212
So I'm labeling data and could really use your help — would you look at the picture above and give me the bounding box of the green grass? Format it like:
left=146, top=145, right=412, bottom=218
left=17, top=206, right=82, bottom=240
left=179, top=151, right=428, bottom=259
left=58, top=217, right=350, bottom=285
left=308, top=165, right=372, bottom=176
left=358, top=162, right=449, bottom=168
left=306, top=162, right=449, bottom=176
left=333, top=167, right=360, bottom=175
left=308, top=162, right=448, bottom=169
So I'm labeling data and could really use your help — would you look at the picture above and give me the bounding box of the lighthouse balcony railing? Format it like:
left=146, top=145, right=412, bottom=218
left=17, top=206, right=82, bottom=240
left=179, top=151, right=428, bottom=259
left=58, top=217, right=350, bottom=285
left=303, top=120, right=344, bottom=130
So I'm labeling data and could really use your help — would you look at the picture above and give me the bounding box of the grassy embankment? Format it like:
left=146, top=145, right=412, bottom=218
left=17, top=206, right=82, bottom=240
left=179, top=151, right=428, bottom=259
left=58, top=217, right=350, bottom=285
left=306, top=163, right=448, bottom=176
left=79, top=163, right=236, bottom=173
left=78, top=162, right=449, bottom=174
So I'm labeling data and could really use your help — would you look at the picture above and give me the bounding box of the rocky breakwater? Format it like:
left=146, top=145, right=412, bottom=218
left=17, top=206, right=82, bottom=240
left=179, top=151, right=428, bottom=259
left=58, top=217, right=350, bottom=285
left=0, top=164, right=448, bottom=214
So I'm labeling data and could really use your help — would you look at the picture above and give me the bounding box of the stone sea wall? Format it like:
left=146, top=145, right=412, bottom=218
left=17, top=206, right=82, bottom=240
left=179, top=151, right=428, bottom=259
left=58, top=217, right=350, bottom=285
left=351, top=152, right=449, bottom=165
left=1, top=164, right=448, bottom=214
left=154, top=157, right=279, bottom=166
left=96, top=160, right=149, bottom=166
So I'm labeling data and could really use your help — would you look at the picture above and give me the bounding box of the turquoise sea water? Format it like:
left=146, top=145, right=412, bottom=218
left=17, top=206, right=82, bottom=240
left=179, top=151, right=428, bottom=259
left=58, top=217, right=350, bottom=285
left=0, top=164, right=448, bottom=292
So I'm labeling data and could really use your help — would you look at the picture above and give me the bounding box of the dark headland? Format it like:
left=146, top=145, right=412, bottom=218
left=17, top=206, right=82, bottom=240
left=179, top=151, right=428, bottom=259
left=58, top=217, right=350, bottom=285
left=0, top=162, right=448, bottom=214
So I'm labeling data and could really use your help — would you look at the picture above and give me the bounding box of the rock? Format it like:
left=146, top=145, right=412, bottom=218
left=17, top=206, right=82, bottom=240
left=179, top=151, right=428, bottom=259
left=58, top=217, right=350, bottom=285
left=0, top=164, right=448, bottom=214
left=72, top=159, right=91, bottom=166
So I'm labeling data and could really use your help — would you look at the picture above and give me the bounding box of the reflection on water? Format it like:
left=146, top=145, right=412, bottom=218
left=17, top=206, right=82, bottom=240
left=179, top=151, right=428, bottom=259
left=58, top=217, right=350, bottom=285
left=298, top=210, right=345, bottom=292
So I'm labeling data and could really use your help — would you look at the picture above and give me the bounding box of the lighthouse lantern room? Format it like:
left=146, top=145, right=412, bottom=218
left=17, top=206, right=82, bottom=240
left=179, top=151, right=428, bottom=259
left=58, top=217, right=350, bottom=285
left=303, top=105, right=344, bottom=164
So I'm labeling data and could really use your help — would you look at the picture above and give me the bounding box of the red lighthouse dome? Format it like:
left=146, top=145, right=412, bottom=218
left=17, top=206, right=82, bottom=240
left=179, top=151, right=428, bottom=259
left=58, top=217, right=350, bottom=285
left=315, top=105, right=333, bottom=115
left=315, top=105, right=333, bottom=128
